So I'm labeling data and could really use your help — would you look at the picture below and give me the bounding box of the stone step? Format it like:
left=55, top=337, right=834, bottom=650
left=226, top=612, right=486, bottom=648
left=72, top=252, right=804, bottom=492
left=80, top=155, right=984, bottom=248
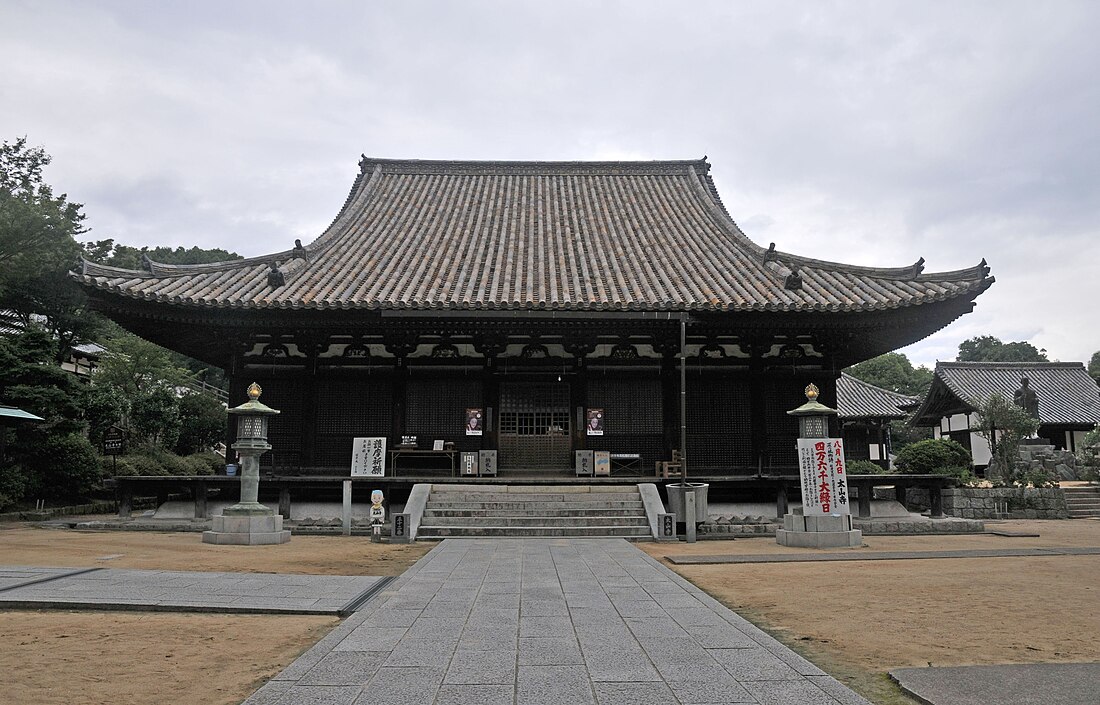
left=425, top=492, right=641, bottom=503
left=423, top=507, right=646, bottom=518
left=1068, top=510, right=1100, bottom=518
left=417, top=525, right=652, bottom=538
left=418, top=515, right=649, bottom=528
left=430, top=484, right=636, bottom=493
left=424, top=500, right=645, bottom=511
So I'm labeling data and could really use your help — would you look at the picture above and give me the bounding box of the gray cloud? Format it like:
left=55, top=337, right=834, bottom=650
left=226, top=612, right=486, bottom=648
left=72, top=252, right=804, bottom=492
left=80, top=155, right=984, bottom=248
left=1, top=0, right=1096, bottom=364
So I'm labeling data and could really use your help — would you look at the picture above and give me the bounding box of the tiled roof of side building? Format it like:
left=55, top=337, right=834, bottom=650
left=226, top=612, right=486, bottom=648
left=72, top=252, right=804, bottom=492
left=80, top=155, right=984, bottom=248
left=913, top=361, right=1100, bottom=426
left=74, top=157, right=994, bottom=312
left=836, top=373, right=921, bottom=420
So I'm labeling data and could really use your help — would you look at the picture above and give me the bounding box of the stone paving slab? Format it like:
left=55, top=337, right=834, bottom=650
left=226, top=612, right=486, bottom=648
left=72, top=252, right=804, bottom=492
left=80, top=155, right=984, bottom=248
left=244, top=539, right=871, bottom=705
left=0, top=566, right=384, bottom=615
left=666, top=546, right=1100, bottom=564
left=890, top=663, right=1100, bottom=705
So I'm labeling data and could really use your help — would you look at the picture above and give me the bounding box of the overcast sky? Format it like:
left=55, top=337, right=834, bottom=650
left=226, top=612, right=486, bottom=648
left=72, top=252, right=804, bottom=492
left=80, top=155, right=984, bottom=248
left=2, top=0, right=1097, bottom=368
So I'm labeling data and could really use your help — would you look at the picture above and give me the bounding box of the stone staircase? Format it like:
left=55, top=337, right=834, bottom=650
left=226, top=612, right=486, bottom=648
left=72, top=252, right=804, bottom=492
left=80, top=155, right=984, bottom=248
left=1063, top=486, right=1100, bottom=519
left=416, top=484, right=652, bottom=538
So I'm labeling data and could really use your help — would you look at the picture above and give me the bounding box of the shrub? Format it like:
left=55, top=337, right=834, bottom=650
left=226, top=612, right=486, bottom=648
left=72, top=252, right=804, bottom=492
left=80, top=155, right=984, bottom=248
left=933, top=465, right=978, bottom=485
left=895, top=438, right=972, bottom=475
left=106, top=457, right=137, bottom=477
left=0, top=463, right=28, bottom=509
left=181, top=454, right=213, bottom=476
left=187, top=452, right=224, bottom=475
left=847, top=460, right=889, bottom=475
left=28, top=433, right=103, bottom=500
left=122, top=453, right=168, bottom=476
left=175, top=393, right=226, bottom=455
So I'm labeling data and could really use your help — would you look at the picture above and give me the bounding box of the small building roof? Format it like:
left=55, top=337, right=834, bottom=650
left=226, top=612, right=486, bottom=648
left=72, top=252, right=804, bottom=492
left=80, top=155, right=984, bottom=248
left=74, top=157, right=993, bottom=314
left=911, top=361, right=1100, bottom=427
left=0, top=405, right=45, bottom=422
left=836, top=373, right=920, bottom=421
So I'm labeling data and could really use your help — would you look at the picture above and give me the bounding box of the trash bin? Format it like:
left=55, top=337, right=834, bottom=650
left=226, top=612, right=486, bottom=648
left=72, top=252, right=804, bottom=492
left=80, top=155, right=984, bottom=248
left=225, top=464, right=238, bottom=476
left=665, top=482, right=709, bottom=523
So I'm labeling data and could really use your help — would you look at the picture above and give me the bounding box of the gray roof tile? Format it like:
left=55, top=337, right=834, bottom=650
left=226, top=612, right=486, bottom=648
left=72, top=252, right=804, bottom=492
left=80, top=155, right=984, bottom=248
left=837, top=373, right=920, bottom=420
left=914, top=362, right=1100, bottom=426
left=75, top=157, right=993, bottom=312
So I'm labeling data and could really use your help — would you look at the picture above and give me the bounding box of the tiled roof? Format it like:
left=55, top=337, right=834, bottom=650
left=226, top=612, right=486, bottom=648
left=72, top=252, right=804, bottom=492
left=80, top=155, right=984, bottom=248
left=913, top=362, right=1100, bottom=426
left=75, top=157, right=994, bottom=312
left=836, top=373, right=920, bottom=420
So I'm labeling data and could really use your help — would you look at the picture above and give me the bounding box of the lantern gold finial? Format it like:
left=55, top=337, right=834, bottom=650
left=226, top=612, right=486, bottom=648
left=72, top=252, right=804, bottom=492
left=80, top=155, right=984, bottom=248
left=247, top=382, right=262, bottom=401
left=804, top=383, right=819, bottom=401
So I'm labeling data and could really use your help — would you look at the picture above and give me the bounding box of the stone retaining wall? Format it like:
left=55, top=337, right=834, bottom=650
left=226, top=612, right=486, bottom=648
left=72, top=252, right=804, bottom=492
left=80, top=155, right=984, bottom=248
left=880, top=486, right=1068, bottom=520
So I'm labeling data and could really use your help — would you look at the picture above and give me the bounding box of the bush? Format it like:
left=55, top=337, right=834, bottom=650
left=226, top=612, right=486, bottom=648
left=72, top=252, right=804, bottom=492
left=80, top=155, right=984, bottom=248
left=106, top=456, right=137, bottom=477
left=847, top=460, right=890, bottom=475
left=27, top=433, right=103, bottom=500
left=933, top=465, right=978, bottom=485
left=180, top=454, right=212, bottom=476
left=122, top=453, right=168, bottom=476
left=0, top=463, right=29, bottom=509
left=175, top=393, right=226, bottom=455
left=187, top=452, right=224, bottom=475
left=895, top=438, right=972, bottom=475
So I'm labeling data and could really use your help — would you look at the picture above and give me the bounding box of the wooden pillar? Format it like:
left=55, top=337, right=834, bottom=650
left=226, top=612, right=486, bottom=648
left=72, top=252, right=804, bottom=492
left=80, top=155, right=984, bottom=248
left=857, top=480, right=872, bottom=518
left=194, top=480, right=207, bottom=519
left=748, top=346, right=768, bottom=470
left=117, top=483, right=132, bottom=519
left=279, top=485, right=291, bottom=519
left=930, top=484, right=944, bottom=518
left=392, top=360, right=408, bottom=442
left=299, top=347, right=320, bottom=471
left=571, top=359, right=588, bottom=452
left=776, top=481, right=788, bottom=518
left=482, top=360, right=499, bottom=450
left=661, top=355, right=679, bottom=459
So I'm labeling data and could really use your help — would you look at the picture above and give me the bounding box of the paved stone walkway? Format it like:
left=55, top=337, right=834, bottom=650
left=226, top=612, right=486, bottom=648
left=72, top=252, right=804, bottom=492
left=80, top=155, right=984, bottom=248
left=666, top=546, right=1100, bottom=564
left=245, top=539, right=870, bottom=705
left=891, top=663, right=1100, bottom=705
left=0, top=566, right=384, bottom=615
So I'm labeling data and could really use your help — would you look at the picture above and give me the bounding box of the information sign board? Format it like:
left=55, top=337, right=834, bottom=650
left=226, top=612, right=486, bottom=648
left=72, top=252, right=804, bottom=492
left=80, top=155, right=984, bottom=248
left=351, top=437, right=387, bottom=476
left=796, top=438, right=850, bottom=516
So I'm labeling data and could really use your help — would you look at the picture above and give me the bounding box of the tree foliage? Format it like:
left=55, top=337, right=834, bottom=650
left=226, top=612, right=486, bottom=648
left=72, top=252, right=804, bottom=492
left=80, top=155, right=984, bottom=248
left=1088, top=351, right=1100, bottom=385
left=0, top=137, right=104, bottom=361
left=975, top=392, right=1041, bottom=485
left=957, top=336, right=1048, bottom=363
left=83, top=239, right=241, bottom=268
left=845, top=352, right=933, bottom=397
left=175, top=393, right=227, bottom=455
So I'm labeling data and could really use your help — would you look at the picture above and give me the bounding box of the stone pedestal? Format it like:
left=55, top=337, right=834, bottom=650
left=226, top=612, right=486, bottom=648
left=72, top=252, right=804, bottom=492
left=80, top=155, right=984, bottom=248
left=202, top=508, right=291, bottom=545
left=776, top=513, right=862, bottom=548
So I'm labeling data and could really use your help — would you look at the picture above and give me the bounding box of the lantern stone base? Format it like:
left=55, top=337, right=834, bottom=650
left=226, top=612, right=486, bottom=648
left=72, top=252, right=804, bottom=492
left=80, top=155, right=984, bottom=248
left=776, top=513, right=862, bottom=548
left=202, top=510, right=291, bottom=545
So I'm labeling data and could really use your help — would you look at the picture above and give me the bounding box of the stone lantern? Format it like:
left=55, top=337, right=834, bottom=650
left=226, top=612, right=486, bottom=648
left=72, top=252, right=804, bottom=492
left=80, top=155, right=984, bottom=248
left=202, top=383, right=291, bottom=545
left=775, top=382, right=861, bottom=548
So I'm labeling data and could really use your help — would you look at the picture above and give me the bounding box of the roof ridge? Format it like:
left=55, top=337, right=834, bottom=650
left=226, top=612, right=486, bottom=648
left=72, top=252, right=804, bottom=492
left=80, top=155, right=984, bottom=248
left=937, top=361, right=1084, bottom=369
left=357, top=155, right=712, bottom=176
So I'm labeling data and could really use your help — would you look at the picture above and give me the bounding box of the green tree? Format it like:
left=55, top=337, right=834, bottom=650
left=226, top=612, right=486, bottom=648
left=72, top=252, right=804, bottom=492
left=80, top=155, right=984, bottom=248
left=1088, top=351, right=1100, bottom=385
left=130, top=388, right=180, bottom=449
left=175, top=392, right=226, bottom=455
left=957, top=336, right=1048, bottom=363
left=83, top=239, right=241, bottom=269
left=0, top=137, right=104, bottom=362
left=93, top=328, right=191, bottom=400
left=845, top=352, right=933, bottom=397
left=975, top=392, right=1041, bottom=486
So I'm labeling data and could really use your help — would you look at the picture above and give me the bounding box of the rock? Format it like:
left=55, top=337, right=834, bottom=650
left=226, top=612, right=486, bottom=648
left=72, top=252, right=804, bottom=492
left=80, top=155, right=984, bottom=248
left=1056, top=464, right=1076, bottom=481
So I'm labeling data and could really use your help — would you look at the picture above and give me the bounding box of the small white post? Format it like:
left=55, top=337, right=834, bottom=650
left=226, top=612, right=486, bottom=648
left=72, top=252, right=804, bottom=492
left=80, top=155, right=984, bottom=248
left=684, top=489, right=697, bottom=543
left=342, top=480, right=352, bottom=536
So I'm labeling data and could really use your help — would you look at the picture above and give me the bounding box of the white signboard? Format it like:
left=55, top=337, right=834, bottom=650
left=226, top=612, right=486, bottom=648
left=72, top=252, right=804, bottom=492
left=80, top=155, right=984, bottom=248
left=796, top=438, right=850, bottom=516
left=351, top=437, right=387, bottom=477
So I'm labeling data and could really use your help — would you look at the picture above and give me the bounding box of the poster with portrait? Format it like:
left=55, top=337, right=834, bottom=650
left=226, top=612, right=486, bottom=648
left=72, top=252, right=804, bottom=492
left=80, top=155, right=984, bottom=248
left=586, top=408, right=604, bottom=436
left=465, top=408, right=483, bottom=436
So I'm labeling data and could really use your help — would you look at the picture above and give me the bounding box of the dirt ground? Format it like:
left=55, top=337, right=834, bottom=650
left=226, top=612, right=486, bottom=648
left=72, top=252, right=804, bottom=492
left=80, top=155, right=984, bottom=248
left=0, top=524, right=431, bottom=705
left=3, top=522, right=1099, bottom=705
left=641, top=519, right=1100, bottom=704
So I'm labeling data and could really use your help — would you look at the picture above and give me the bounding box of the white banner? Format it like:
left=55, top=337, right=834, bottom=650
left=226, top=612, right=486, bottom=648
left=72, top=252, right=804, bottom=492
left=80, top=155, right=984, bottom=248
left=796, top=438, right=850, bottom=516
left=351, top=437, right=387, bottom=477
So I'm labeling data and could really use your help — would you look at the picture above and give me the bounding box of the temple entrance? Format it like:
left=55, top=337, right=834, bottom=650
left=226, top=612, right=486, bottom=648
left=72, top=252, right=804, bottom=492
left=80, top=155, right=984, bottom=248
left=498, top=382, right=571, bottom=469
